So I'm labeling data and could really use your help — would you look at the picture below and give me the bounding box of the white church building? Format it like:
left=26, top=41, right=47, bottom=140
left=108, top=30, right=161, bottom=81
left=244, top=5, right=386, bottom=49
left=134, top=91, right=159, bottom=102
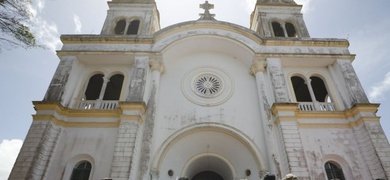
left=9, top=0, right=390, bottom=179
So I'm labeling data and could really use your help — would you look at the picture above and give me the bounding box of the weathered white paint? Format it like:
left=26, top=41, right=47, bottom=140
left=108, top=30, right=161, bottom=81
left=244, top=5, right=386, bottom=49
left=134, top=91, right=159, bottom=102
left=9, top=0, right=390, bottom=180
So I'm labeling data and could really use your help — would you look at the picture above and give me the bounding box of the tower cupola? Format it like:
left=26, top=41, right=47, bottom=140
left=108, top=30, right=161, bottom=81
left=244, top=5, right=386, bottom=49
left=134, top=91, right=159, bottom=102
left=100, top=0, right=160, bottom=35
left=250, top=0, right=310, bottom=38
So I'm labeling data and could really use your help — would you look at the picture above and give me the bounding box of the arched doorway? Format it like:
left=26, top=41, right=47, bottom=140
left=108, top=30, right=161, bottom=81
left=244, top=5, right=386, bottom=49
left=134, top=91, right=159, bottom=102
left=184, top=154, right=233, bottom=180
left=192, top=171, right=223, bottom=180
left=152, top=123, right=266, bottom=180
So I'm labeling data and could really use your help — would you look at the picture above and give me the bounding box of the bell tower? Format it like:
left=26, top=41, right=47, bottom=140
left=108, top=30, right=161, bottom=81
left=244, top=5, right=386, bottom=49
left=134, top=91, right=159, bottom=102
left=250, top=0, right=310, bottom=38
left=101, top=0, right=160, bottom=35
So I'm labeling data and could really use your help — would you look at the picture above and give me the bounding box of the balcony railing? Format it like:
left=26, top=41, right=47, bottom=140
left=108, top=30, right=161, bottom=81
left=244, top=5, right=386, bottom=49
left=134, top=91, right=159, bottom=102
left=78, top=100, right=119, bottom=110
left=298, top=102, right=335, bottom=111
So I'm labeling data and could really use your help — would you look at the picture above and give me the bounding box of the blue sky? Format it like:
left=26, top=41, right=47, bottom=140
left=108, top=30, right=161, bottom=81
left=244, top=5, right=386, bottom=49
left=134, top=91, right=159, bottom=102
left=1, top=0, right=390, bottom=179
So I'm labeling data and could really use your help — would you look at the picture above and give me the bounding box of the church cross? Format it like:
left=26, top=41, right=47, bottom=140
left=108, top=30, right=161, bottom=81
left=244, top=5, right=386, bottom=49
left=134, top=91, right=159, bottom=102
left=200, top=1, right=214, bottom=12
left=198, top=1, right=216, bottom=20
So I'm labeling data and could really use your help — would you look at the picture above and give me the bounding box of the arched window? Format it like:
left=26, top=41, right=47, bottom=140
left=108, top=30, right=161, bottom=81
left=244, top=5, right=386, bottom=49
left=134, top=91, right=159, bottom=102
left=325, top=161, right=345, bottom=180
left=126, top=20, right=140, bottom=35
left=285, top=22, right=297, bottom=37
left=103, top=74, right=124, bottom=100
left=114, top=19, right=126, bottom=35
left=310, top=76, right=329, bottom=102
left=291, top=76, right=311, bottom=102
left=272, top=22, right=284, bottom=37
left=70, top=161, right=92, bottom=180
left=84, top=74, right=104, bottom=100
left=80, top=73, right=124, bottom=109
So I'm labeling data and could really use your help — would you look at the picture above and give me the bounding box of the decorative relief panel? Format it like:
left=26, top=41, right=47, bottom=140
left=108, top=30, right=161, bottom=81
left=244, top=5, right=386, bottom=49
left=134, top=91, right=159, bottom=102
left=182, top=67, right=234, bottom=106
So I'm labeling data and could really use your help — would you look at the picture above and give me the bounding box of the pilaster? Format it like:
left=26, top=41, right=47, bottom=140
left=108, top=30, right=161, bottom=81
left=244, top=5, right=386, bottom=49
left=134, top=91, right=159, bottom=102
left=267, top=58, right=290, bottom=103
left=271, top=103, right=310, bottom=179
left=109, top=102, right=146, bottom=180
left=334, top=59, right=369, bottom=107
left=137, top=56, right=164, bottom=179
left=349, top=104, right=389, bottom=179
left=127, top=56, right=150, bottom=101
left=44, top=56, right=76, bottom=103
left=251, top=57, right=280, bottom=177
left=9, top=120, right=61, bottom=179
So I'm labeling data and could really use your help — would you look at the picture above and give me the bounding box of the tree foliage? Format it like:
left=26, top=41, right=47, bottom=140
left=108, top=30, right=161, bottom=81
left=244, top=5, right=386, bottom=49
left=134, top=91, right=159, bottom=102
left=0, top=0, right=40, bottom=51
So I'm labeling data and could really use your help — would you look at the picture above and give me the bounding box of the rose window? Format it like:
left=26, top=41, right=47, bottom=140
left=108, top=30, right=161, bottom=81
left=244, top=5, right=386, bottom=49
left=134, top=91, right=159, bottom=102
left=193, top=74, right=222, bottom=97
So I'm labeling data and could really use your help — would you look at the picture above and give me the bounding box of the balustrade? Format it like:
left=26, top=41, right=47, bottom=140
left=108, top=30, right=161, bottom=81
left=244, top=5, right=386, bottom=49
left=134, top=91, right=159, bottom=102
left=78, top=100, right=118, bottom=110
left=298, top=102, right=335, bottom=111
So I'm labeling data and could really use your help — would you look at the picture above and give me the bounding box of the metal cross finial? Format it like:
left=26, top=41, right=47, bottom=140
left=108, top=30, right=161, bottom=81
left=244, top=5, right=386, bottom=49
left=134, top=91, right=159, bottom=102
left=198, top=1, right=216, bottom=20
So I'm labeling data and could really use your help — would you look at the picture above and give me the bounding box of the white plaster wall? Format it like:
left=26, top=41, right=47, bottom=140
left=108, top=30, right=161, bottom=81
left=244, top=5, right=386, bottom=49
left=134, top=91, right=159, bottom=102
left=159, top=131, right=259, bottom=180
left=151, top=37, right=268, bottom=176
left=299, top=126, right=371, bottom=179
left=46, top=127, right=118, bottom=180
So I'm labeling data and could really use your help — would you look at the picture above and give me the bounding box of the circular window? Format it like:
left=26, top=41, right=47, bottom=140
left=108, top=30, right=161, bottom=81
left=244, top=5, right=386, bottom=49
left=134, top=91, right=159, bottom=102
left=181, top=67, right=234, bottom=106
left=245, top=169, right=251, bottom=176
left=168, top=169, right=174, bottom=177
left=193, top=74, right=223, bottom=97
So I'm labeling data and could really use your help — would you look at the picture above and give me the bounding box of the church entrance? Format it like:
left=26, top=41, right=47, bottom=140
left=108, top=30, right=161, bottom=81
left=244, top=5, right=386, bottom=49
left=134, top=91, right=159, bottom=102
left=185, top=155, right=232, bottom=180
left=192, top=171, right=224, bottom=180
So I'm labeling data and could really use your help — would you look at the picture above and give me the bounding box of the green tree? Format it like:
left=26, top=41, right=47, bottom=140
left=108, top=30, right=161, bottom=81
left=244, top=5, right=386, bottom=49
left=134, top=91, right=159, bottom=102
left=0, top=0, right=40, bottom=51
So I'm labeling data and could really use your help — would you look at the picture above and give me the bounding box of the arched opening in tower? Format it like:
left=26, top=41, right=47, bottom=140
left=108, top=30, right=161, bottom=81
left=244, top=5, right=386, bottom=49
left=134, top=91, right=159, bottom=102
left=291, top=76, right=311, bottom=102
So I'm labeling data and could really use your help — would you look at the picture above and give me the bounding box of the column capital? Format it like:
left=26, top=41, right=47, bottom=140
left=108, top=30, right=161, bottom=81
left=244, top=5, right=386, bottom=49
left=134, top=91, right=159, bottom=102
left=250, top=59, right=267, bottom=75
left=103, top=76, right=110, bottom=82
left=149, top=57, right=165, bottom=73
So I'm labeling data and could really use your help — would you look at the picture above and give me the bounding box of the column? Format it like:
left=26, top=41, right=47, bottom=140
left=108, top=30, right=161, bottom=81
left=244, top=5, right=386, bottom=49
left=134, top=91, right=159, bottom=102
left=250, top=58, right=281, bottom=177
left=95, top=76, right=110, bottom=108
left=137, top=56, right=164, bottom=179
left=281, top=22, right=288, bottom=38
left=127, top=56, right=150, bottom=102
left=266, top=58, right=290, bottom=103
left=305, top=78, right=320, bottom=110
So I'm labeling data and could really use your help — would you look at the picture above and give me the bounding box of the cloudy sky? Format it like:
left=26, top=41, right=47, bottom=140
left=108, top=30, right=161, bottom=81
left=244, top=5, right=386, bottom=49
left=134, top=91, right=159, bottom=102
left=0, top=0, right=389, bottom=179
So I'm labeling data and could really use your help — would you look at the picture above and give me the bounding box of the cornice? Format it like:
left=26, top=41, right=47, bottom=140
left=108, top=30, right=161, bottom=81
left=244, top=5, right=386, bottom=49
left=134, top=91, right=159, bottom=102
left=271, top=103, right=381, bottom=128
left=32, top=101, right=147, bottom=127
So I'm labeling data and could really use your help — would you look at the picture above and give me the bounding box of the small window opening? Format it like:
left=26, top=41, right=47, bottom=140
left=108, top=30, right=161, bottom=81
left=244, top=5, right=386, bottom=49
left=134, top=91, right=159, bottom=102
left=84, top=74, right=104, bottom=100
left=245, top=169, right=251, bottom=176
left=325, top=161, right=345, bottom=180
left=291, top=76, right=312, bottom=102
left=70, top=161, right=92, bottom=180
left=168, top=169, right=174, bottom=177
left=127, top=20, right=140, bottom=35
left=310, top=76, right=328, bottom=102
left=272, top=22, right=285, bottom=37
left=285, top=22, right=297, bottom=37
left=103, top=74, right=124, bottom=100
left=114, top=19, right=126, bottom=35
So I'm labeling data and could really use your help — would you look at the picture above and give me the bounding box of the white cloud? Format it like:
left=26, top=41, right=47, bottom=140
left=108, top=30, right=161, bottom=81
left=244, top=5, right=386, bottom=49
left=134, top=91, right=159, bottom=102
left=30, top=16, right=62, bottom=51
left=369, top=72, right=390, bottom=102
left=0, top=139, right=23, bottom=180
left=25, top=0, right=62, bottom=51
left=74, top=15, right=82, bottom=33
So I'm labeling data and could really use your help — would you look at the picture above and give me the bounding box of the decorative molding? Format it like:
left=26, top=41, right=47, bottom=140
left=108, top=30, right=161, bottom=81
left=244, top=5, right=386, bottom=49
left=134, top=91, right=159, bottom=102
left=149, top=57, right=165, bottom=73
left=32, top=101, right=146, bottom=127
left=271, top=103, right=381, bottom=128
left=181, top=67, right=234, bottom=106
left=250, top=59, right=267, bottom=75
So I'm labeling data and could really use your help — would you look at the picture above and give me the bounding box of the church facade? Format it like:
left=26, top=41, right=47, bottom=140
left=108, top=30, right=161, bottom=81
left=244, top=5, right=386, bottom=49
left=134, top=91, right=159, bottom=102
left=9, top=0, right=390, bottom=179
